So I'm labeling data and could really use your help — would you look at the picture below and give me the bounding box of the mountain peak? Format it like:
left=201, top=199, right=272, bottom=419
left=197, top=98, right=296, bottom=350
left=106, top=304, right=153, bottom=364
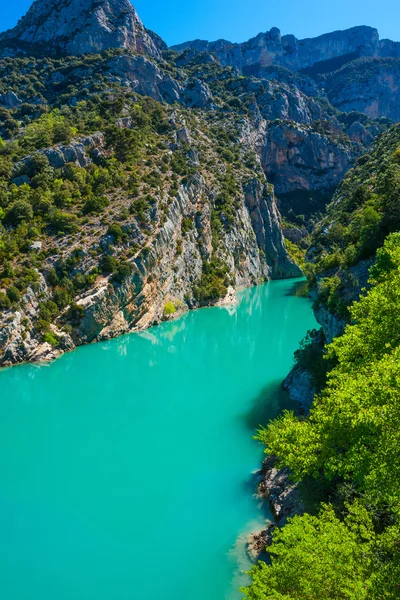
left=0, top=0, right=166, bottom=58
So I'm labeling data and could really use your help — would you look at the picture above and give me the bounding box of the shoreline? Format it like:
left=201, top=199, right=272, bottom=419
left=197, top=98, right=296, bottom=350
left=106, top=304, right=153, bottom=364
left=0, top=277, right=306, bottom=372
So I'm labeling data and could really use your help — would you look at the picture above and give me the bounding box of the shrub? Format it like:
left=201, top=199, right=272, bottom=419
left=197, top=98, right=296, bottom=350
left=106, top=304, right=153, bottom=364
left=82, top=195, right=109, bottom=215
left=163, top=301, right=176, bottom=316
left=107, top=223, right=124, bottom=242
left=42, top=331, right=60, bottom=347
left=6, top=285, right=21, bottom=303
left=112, top=262, right=133, bottom=284
left=5, top=201, right=34, bottom=226
left=100, top=254, right=117, bottom=274
left=0, top=292, right=11, bottom=310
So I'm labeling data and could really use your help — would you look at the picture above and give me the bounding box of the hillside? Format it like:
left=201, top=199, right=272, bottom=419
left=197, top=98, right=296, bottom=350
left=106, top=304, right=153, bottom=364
left=307, top=124, right=400, bottom=339
left=0, top=0, right=395, bottom=368
left=173, top=26, right=400, bottom=120
left=245, top=128, right=400, bottom=600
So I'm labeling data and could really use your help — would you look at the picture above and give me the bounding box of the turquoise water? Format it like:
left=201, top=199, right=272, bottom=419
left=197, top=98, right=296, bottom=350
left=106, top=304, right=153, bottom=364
left=0, top=279, right=316, bottom=600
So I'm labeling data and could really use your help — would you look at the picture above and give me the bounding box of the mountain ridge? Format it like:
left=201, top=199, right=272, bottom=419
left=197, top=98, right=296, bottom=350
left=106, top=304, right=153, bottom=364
left=0, top=0, right=166, bottom=58
left=172, top=25, right=400, bottom=74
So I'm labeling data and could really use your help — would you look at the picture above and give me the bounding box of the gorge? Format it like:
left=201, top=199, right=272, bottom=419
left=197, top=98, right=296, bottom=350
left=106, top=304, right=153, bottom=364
left=0, top=0, right=400, bottom=598
left=0, top=279, right=317, bottom=600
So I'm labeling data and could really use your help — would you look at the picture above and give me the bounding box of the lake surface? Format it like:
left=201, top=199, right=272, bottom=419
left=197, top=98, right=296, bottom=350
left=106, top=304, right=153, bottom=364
left=0, top=279, right=316, bottom=600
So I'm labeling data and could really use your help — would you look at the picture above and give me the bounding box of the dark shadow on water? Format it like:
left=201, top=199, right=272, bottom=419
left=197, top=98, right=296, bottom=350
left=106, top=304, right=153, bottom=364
left=285, top=279, right=309, bottom=298
left=240, top=379, right=294, bottom=431
left=241, top=469, right=272, bottom=519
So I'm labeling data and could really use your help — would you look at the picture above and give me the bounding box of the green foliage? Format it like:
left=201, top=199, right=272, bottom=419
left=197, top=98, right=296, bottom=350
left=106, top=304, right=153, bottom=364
left=112, top=261, right=133, bottom=285
left=293, top=329, right=333, bottom=388
left=284, top=239, right=306, bottom=270
left=107, top=223, right=124, bottom=242
left=194, top=257, right=231, bottom=305
left=248, top=233, right=400, bottom=600
left=42, top=331, right=60, bottom=347
left=243, top=503, right=376, bottom=600
left=5, top=200, right=34, bottom=226
left=100, top=254, right=117, bottom=274
left=6, top=285, right=21, bottom=303
left=163, top=301, right=176, bottom=316
left=0, top=292, right=11, bottom=310
left=308, top=125, right=400, bottom=314
left=21, top=112, right=76, bottom=152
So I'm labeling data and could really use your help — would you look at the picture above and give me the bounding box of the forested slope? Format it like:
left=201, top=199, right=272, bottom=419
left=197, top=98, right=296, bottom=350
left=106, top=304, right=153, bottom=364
left=244, top=126, right=400, bottom=600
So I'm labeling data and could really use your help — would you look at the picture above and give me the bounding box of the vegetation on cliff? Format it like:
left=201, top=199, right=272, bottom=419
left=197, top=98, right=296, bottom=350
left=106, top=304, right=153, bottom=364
left=244, top=132, right=400, bottom=598
left=309, top=124, right=400, bottom=318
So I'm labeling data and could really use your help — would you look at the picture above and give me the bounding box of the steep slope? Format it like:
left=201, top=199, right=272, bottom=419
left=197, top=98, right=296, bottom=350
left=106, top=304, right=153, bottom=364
left=321, top=57, right=400, bottom=121
left=245, top=129, right=400, bottom=600
left=0, top=0, right=165, bottom=58
left=172, top=26, right=383, bottom=72
left=0, top=0, right=393, bottom=367
left=173, top=26, right=400, bottom=120
left=0, top=61, right=303, bottom=366
left=305, top=124, right=400, bottom=339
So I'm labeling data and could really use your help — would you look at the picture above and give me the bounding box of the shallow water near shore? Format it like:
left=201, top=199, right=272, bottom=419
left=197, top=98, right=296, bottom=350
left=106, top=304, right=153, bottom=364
left=0, top=279, right=316, bottom=600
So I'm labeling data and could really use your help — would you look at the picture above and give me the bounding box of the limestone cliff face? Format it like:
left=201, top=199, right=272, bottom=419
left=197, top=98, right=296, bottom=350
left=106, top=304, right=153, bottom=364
left=0, top=136, right=294, bottom=366
left=107, top=54, right=212, bottom=107
left=323, top=58, right=400, bottom=121
left=173, top=27, right=400, bottom=121
left=0, top=0, right=165, bottom=58
left=261, top=122, right=354, bottom=197
left=173, top=26, right=383, bottom=73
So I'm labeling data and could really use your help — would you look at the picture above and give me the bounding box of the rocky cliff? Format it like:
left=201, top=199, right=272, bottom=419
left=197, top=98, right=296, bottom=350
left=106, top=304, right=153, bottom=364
left=173, top=26, right=400, bottom=121
left=0, top=0, right=395, bottom=367
left=0, top=0, right=166, bottom=58
left=173, top=26, right=383, bottom=73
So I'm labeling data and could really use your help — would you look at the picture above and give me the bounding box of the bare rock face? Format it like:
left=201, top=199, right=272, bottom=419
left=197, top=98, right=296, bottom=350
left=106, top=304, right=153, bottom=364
left=107, top=55, right=212, bottom=107
left=173, top=27, right=400, bottom=121
left=323, top=58, right=400, bottom=121
left=262, top=122, right=354, bottom=198
left=247, top=456, right=304, bottom=561
left=282, top=364, right=316, bottom=411
left=0, top=0, right=166, bottom=58
left=244, top=179, right=302, bottom=279
left=0, top=273, right=74, bottom=366
left=173, top=26, right=381, bottom=73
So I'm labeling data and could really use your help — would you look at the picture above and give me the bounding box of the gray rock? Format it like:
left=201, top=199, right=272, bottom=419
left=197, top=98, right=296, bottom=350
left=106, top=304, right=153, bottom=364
left=0, top=91, right=21, bottom=108
left=283, top=364, right=316, bottom=411
left=29, top=241, right=43, bottom=252
left=0, top=0, right=166, bottom=58
left=261, top=121, right=354, bottom=198
left=244, top=179, right=302, bottom=278
left=11, top=175, right=30, bottom=186
left=173, top=26, right=381, bottom=73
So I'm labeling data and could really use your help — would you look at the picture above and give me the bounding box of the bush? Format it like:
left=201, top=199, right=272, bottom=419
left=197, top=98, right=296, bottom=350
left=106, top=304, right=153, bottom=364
left=163, top=301, right=176, bottom=316
left=48, top=210, right=79, bottom=234
left=112, top=262, right=133, bottom=285
left=5, top=200, right=34, bottom=226
left=194, top=258, right=231, bottom=305
left=0, top=292, right=11, bottom=310
left=6, top=285, right=21, bottom=303
left=42, top=331, right=60, bottom=347
left=100, top=254, right=117, bottom=274
left=107, top=223, right=124, bottom=242
left=82, top=196, right=109, bottom=215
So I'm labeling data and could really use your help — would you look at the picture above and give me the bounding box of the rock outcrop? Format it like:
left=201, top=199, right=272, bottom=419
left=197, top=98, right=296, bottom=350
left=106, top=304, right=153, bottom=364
left=244, top=179, right=301, bottom=278
left=0, top=0, right=166, bottom=58
left=172, top=26, right=393, bottom=74
left=247, top=456, right=304, bottom=561
left=261, top=121, right=354, bottom=198
left=322, top=57, right=400, bottom=121
left=107, top=55, right=212, bottom=107
left=173, top=27, right=400, bottom=121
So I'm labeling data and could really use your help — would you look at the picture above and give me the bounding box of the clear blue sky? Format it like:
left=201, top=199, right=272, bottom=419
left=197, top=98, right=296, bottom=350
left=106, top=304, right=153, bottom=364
left=1, top=0, right=399, bottom=46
